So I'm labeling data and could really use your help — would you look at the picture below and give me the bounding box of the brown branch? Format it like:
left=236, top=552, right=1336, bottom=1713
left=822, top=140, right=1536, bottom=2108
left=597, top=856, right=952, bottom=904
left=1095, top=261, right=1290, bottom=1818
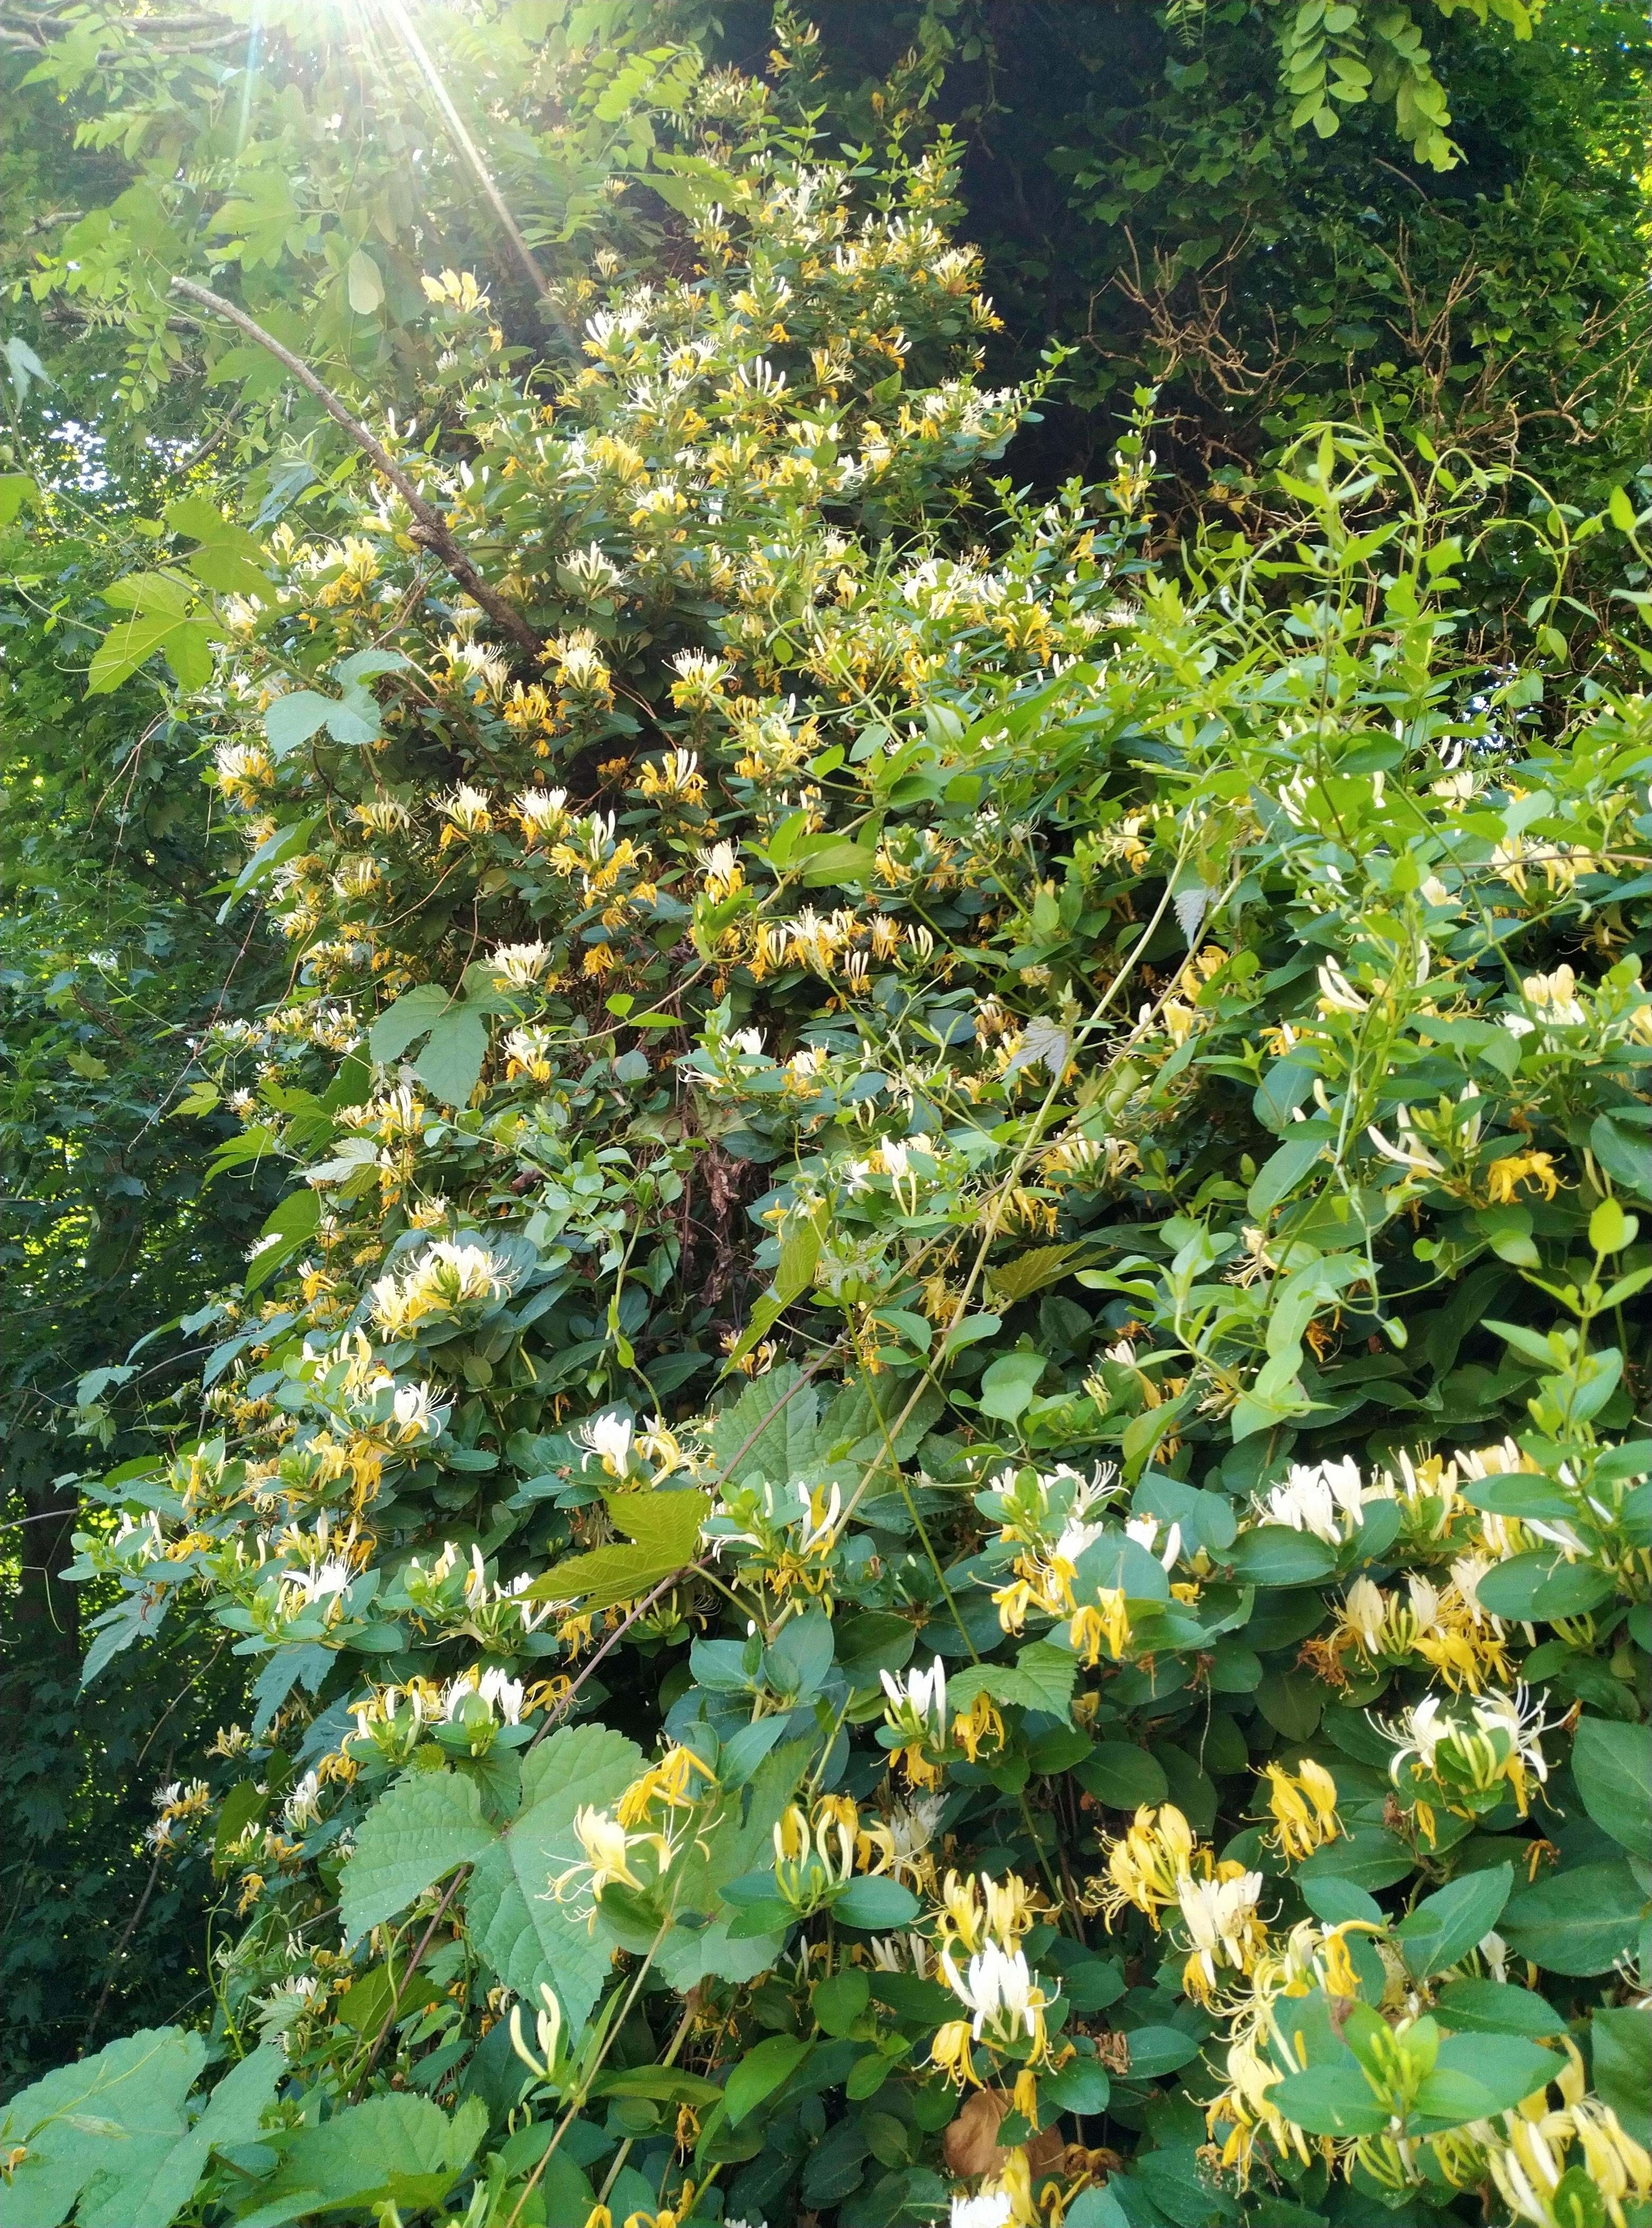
left=167, top=276, right=543, bottom=662
left=352, top=1866, right=468, bottom=2096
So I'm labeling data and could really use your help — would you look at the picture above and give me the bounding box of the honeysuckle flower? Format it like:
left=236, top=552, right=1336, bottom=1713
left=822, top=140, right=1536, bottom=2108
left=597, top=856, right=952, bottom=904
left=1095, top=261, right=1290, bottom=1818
left=1254, top=1457, right=1367, bottom=1544
left=939, top=1939, right=1058, bottom=2054
left=1177, top=1867, right=1266, bottom=2001
left=572, top=1411, right=634, bottom=1477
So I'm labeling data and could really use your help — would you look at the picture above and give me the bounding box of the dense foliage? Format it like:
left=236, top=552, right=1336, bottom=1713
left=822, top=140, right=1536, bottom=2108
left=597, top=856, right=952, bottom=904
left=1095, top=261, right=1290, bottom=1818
left=1, top=10, right=1648, bottom=2228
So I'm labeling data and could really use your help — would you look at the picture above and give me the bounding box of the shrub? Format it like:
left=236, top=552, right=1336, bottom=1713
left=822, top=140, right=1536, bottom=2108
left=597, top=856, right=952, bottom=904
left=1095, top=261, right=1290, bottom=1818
left=13, top=83, right=1649, bottom=2228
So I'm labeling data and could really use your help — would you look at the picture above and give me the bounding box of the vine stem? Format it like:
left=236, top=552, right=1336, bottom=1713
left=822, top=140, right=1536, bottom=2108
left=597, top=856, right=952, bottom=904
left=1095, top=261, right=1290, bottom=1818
left=167, top=277, right=544, bottom=662
left=351, top=1866, right=469, bottom=2097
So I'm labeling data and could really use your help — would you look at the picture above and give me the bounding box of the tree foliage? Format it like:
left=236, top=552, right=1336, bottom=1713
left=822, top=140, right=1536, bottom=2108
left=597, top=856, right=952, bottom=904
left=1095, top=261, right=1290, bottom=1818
left=1, top=10, right=1649, bottom=2228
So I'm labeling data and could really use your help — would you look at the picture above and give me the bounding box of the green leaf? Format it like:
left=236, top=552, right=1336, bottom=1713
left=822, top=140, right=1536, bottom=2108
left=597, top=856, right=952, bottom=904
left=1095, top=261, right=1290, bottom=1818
left=413, top=1004, right=489, bottom=1106
left=1570, top=1717, right=1652, bottom=1855
left=986, top=1244, right=1084, bottom=1306
left=78, top=2045, right=283, bottom=2228
left=0, top=471, right=38, bottom=525
left=1592, top=2007, right=1652, bottom=2146
left=264, top=690, right=333, bottom=756
left=1591, top=1114, right=1652, bottom=1200
left=339, top=1769, right=496, bottom=1946
left=369, top=981, right=453, bottom=1063
left=812, top=1970, right=870, bottom=2036
left=1475, top=1551, right=1614, bottom=1621
left=159, top=618, right=216, bottom=689
left=231, top=2094, right=486, bottom=2227
left=1394, top=1864, right=1511, bottom=1978
left=1413, top=2034, right=1565, bottom=2129
left=1227, top=1525, right=1337, bottom=1586
left=949, top=1639, right=1076, bottom=1720
left=1074, top=1743, right=1169, bottom=1809
left=466, top=1723, right=643, bottom=2035
left=0, top=2027, right=205, bottom=2228
left=1434, top=1979, right=1564, bottom=2037
left=707, top=1363, right=819, bottom=1482
left=86, top=614, right=184, bottom=696
left=347, top=247, right=385, bottom=314
left=1247, top=1127, right=1326, bottom=1215
left=724, top=2034, right=812, bottom=2125
left=1501, top=1859, right=1645, bottom=1977
left=977, top=1350, right=1046, bottom=1420
left=524, top=1489, right=709, bottom=1611
left=797, top=839, right=880, bottom=885
left=834, top=1876, right=921, bottom=1929
left=1269, top=2063, right=1387, bottom=2136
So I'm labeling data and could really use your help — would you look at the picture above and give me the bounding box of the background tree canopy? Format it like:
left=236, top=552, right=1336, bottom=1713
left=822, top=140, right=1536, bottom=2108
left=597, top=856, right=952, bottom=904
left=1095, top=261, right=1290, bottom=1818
left=1, top=5, right=1647, bottom=2226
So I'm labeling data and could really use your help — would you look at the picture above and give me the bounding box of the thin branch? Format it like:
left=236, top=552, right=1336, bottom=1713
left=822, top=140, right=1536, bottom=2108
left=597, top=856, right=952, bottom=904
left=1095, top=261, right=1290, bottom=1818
left=167, top=277, right=543, bottom=662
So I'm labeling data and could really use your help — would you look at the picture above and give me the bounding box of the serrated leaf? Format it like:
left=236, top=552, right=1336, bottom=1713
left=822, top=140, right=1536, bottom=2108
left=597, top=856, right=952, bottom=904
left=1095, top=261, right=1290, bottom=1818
left=0, top=2027, right=204, bottom=2228
left=986, top=1244, right=1083, bottom=1306
left=86, top=613, right=183, bottom=696
left=525, top=1489, right=710, bottom=1610
left=339, top=1770, right=497, bottom=1946
left=466, top=1724, right=642, bottom=2035
left=230, top=2093, right=486, bottom=2226
left=369, top=981, right=453, bottom=1063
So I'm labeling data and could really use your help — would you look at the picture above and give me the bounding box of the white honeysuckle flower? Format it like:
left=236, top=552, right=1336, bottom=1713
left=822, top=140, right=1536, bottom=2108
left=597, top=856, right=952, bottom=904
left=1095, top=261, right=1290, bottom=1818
left=1255, top=1457, right=1367, bottom=1545
left=951, top=2195, right=1014, bottom=2228
left=939, top=1939, right=1055, bottom=2043
left=1176, top=1869, right=1264, bottom=1990
left=284, top=1771, right=322, bottom=1829
left=1343, top=1575, right=1387, bottom=1648
left=881, top=1655, right=947, bottom=1736
left=573, top=1411, right=634, bottom=1478
left=1125, top=1513, right=1182, bottom=1570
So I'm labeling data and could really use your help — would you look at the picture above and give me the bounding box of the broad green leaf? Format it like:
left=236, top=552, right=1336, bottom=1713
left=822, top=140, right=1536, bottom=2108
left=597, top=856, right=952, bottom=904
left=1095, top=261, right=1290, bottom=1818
left=1475, top=1551, right=1614, bottom=1621
left=78, top=2044, right=283, bottom=2228
left=466, top=1723, right=642, bottom=2035
left=949, top=1639, right=1076, bottom=1720
left=347, top=247, right=385, bottom=313
left=1502, top=1858, right=1645, bottom=1977
left=1570, top=1717, right=1652, bottom=1854
left=1269, top=2063, right=1387, bottom=2136
left=986, top=1244, right=1084, bottom=1305
left=525, top=1489, right=709, bottom=1611
left=86, top=613, right=184, bottom=695
left=724, top=2034, right=812, bottom=2125
left=1592, top=2007, right=1652, bottom=2145
left=977, top=1350, right=1046, bottom=1420
left=1394, top=1863, right=1512, bottom=1978
left=264, top=690, right=333, bottom=756
left=1074, top=1743, right=1168, bottom=1809
left=0, top=2027, right=204, bottom=2228
left=1247, top=1126, right=1327, bottom=1215
left=833, top=1876, right=920, bottom=1929
left=706, top=1362, right=820, bottom=1482
left=1413, top=2034, right=1565, bottom=2129
left=1434, top=1979, right=1564, bottom=2037
left=369, top=981, right=453, bottom=1063
left=339, top=1769, right=496, bottom=1946
left=412, top=1004, right=489, bottom=1106
left=0, top=471, right=38, bottom=524
left=231, top=2094, right=486, bottom=2228
left=1227, top=1525, right=1337, bottom=1586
